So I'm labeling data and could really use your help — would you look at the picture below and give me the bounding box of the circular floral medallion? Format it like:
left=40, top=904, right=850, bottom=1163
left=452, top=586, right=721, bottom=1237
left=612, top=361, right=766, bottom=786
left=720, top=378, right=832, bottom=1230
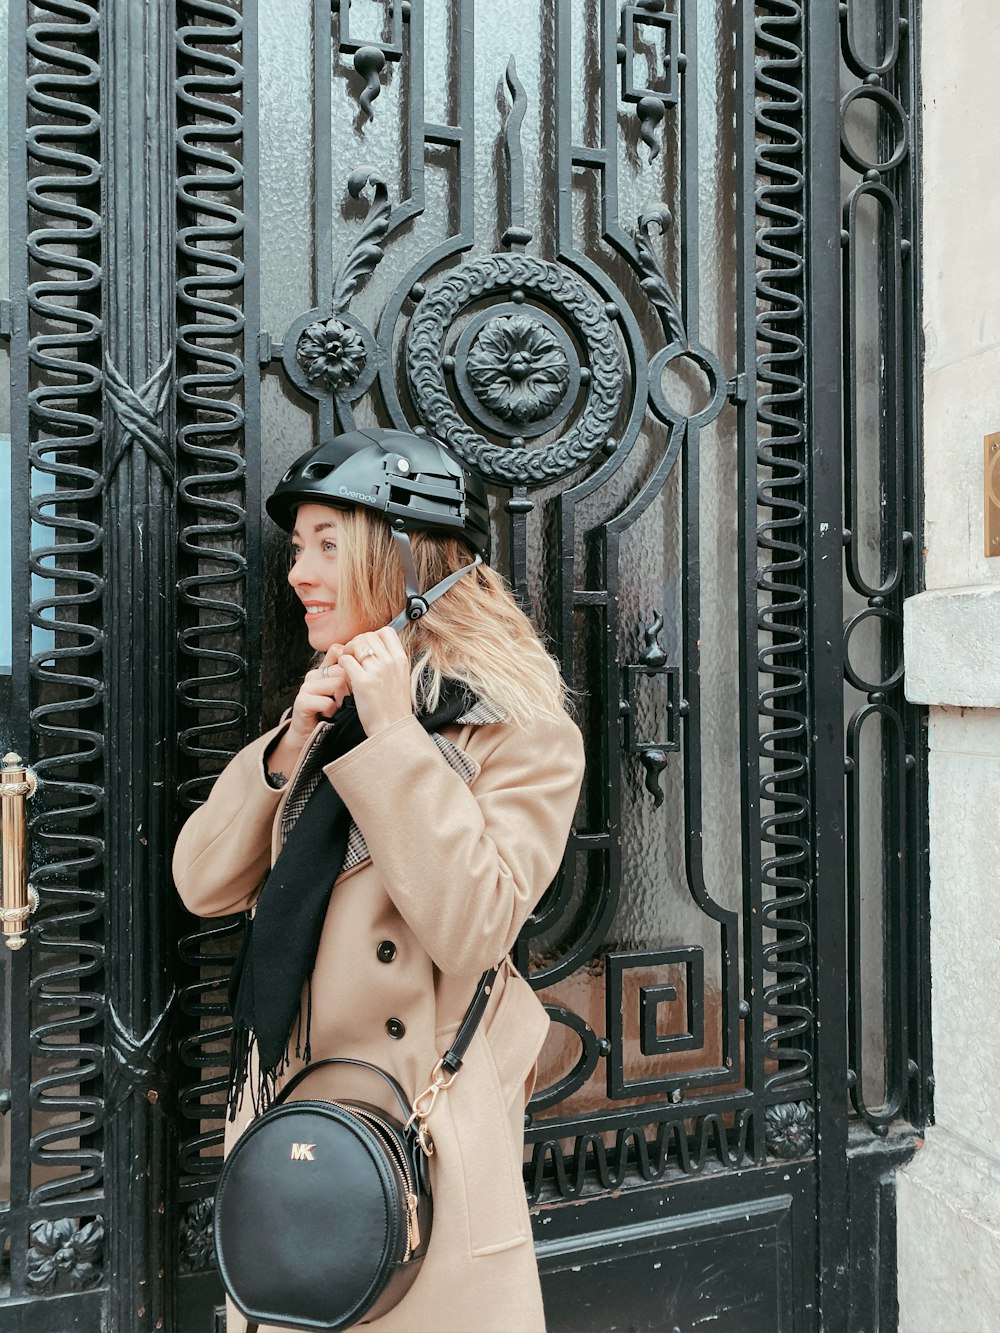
left=296, top=317, right=367, bottom=392
left=466, top=315, right=571, bottom=425
left=405, top=252, right=626, bottom=485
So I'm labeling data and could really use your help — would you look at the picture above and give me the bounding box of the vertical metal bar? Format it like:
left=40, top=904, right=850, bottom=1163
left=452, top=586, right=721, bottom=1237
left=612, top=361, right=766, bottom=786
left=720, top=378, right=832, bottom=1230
left=103, top=0, right=176, bottom=1325
left=314, top=0, right=334, bottom=443
left=805, top=2, right=849, bottom=1326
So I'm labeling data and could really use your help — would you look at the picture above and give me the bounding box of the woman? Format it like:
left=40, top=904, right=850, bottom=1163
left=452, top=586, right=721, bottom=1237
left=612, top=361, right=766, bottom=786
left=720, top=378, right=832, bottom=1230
left=172, top=427, right=585, bottom=1333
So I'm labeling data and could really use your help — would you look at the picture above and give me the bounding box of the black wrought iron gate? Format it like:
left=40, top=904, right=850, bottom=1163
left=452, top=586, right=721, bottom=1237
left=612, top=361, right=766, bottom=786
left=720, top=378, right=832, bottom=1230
left=0, top=2, right=926, bottom=1330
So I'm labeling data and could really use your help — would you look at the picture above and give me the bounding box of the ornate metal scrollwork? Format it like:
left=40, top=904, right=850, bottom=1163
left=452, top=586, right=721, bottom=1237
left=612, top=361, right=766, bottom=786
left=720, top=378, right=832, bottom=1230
left=618, top=0, right=680, bottom=161
left=178, top=1198, right=216, bottom=1273
left=283, top=169, right=389, bottom=408
left=621, top=613, right=682, bottom=808
left=26, top=1218, right=103, bottom=1292
left=754, top=0, right=814, bottom=1095
left=103, top=353, right=175, bottom=489
left=466, top=315, right=571, bottom=426
left=764, top=1101, right=814, bottom=1160
left=334, top=0, right=406, bottom=124
left=406, top=253, right=625, bottom=484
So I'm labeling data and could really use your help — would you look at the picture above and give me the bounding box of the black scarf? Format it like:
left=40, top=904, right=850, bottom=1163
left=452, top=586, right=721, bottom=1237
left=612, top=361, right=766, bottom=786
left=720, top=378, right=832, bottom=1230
left=227, top=681, right=469, bottom=1121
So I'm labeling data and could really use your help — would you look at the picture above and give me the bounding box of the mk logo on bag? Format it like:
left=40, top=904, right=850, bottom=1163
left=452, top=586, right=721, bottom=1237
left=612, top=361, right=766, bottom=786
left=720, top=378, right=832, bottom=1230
left=290, top=1142, right=316, bottom=1161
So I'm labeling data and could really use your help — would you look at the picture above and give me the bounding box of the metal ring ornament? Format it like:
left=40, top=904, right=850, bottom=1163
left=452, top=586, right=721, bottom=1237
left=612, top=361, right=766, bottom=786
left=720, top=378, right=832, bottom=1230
left=839, top=84, right=909, bottom=175
left=843, top=606, right=904, bottom=694
left=405, top=253, right=626, bottom=485
left=647, top=343, right=728, bottom=429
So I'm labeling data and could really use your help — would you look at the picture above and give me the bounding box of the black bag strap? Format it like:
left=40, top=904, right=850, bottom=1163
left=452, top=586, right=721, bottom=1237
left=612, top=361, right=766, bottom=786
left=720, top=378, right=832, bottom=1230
left=271, top=1054, right=413, bottom=1118
left=439, top=964, right=499, bottom=1072
left=268, top=964, right=499, bottom=1110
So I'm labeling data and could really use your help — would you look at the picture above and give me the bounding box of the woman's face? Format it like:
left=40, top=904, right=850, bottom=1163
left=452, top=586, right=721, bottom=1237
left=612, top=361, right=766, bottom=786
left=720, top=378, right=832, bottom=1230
left=286, top=503, right=366, bottom=651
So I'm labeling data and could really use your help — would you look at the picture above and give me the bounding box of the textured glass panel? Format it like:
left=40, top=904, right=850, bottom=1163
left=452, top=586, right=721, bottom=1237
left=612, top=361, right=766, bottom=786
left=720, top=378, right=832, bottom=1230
left=857, top=708, right=886, bottom=1107
left=258, top=0, right=314, bottom=334
left=260, top=369, right=317, bottom=720
left=850, top=188, right=886, bottom=591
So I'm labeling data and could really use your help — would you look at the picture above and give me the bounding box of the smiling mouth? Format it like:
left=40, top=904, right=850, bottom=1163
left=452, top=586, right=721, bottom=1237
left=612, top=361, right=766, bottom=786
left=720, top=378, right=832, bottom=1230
left=303, top=604, right=334, bottom=620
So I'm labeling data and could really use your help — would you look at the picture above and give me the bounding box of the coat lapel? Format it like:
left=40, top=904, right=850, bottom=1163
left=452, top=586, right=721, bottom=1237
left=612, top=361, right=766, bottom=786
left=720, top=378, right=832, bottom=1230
left=275, top=700, right=505, bottom=872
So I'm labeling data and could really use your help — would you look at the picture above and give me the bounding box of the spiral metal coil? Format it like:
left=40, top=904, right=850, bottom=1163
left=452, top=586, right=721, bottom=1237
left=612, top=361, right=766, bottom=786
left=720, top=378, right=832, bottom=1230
left=23, top=0, right=105, bottom=1203
left=754, top=2, right=813, bottom=1092
left=175, top=0, right=250, bottom=1176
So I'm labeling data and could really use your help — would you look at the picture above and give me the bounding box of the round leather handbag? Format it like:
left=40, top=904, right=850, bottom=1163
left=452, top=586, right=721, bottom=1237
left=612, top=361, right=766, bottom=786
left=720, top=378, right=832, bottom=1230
left=213, top=966, right=498, bottom=1333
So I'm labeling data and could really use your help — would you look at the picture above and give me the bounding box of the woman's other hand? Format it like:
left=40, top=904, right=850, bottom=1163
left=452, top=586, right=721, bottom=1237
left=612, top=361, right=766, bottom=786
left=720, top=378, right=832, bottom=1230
left=339, top=627, right=413, bottom=736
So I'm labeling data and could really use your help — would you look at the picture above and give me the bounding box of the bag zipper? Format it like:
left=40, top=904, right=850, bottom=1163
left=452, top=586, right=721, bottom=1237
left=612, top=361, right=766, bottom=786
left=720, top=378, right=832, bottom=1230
left=335, top=1101, right=421, bottom=1258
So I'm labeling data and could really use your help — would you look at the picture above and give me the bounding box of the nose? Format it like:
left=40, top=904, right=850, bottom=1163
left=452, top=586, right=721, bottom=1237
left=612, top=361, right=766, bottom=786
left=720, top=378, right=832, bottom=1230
left=287, top=550, right=315, bottom=589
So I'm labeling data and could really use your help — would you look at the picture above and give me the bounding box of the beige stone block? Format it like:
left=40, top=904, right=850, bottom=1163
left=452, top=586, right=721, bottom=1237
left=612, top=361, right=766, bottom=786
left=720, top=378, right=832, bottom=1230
left=898, top=1128, right=1000, bottom=1333
left=922, top=350, right=1000, bottom=590
left=922, top=2, right=1000, bottom=372
left=905, top=587, right=1000, bottom=704
left=927, top=743, right=1000, bottom=1155
left=928, top=705, right=1000, bottom=758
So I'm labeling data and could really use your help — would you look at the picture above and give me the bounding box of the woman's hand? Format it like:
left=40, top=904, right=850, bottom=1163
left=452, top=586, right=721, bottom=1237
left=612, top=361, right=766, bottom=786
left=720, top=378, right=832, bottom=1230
left=265, top=647, right=352, bottom=785
left=339, top=627, right=413, bottom=737
left=285, top=643, right=352, bottom=749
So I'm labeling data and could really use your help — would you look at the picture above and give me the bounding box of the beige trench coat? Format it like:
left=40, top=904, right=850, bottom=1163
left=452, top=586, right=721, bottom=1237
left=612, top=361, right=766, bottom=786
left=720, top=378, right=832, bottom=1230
left=172, top=702, right=585, bottom=1333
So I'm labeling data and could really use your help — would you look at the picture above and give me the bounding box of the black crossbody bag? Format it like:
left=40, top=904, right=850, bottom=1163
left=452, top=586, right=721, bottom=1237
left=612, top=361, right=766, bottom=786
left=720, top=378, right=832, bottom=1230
left=213, top=965, right=499, bottom=1333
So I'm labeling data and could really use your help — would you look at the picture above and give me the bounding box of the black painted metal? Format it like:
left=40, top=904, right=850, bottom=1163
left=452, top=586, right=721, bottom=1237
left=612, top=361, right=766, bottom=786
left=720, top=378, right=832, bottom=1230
left=0, top=2, right=927, bottom=1330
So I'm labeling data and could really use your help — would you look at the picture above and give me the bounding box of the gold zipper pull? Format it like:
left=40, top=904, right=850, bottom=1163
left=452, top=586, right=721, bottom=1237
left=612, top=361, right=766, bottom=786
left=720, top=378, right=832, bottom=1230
left=406, top=1192, right=420, bottom=1252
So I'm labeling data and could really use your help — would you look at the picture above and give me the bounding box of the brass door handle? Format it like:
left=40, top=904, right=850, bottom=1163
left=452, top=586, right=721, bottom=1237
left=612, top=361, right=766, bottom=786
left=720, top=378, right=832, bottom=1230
left=1, top=752, right=39, bottom=951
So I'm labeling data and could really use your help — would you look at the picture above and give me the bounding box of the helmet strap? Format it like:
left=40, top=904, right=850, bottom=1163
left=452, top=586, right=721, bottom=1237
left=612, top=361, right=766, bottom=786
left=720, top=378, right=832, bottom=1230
left=388, top=528, right=482, bottom=633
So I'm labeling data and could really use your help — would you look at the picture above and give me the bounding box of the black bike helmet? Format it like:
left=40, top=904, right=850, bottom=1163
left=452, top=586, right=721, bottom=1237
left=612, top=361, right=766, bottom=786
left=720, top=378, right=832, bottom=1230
left=267, top=428, right=491, bottom=629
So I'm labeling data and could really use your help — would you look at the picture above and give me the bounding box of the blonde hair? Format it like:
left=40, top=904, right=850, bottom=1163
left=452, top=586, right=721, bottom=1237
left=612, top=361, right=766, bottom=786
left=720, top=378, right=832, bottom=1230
left=328, top=505, right=570, bottom=727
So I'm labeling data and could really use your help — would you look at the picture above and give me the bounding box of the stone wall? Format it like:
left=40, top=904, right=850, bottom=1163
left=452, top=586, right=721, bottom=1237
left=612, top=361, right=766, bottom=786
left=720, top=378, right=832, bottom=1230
left=897, top=2, right=1000, bottom=1328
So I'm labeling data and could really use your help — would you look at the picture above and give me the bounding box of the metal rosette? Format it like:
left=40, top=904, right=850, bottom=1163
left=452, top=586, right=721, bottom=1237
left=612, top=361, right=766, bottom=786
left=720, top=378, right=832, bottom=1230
left=404, top=252, right=629, bottom=486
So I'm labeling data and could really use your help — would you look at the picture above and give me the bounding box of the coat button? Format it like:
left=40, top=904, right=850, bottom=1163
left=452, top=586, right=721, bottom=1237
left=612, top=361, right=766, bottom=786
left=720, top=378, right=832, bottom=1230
left=376, top=940, right=397, bottom=963
left=385, top=1018, right=405, bottom=1039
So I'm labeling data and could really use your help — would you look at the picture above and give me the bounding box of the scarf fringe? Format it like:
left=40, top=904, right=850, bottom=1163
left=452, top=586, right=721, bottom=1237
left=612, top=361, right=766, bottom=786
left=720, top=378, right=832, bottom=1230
left=227, top=1023, right=295, bottom=1123
left=228, top=985, right=314, bottom=1123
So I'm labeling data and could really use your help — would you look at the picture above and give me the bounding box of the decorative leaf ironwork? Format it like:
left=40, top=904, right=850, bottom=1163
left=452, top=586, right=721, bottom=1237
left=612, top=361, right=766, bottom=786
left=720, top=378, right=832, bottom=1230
left=332, top=169, right=392, bottom=315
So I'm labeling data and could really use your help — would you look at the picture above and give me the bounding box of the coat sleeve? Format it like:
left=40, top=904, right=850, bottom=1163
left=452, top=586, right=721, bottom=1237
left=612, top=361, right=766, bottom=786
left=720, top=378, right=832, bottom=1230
left=172, top=722, right=290, bottom=918
left=322, top=710, right=585, bottom=978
